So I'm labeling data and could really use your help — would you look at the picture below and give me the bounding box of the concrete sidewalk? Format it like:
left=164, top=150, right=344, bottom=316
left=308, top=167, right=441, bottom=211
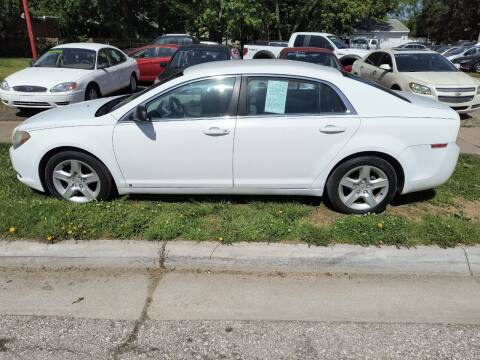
left=1, top=240, right=479, bottom=275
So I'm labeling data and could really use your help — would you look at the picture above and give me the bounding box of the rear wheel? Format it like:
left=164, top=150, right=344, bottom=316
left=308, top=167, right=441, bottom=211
left=325, top=156, right=397, bottom=214
left=44, top=151, right=114, bottom=203
left=129, top=73, right=137, bottom=93
left=474, top=62, right=480, bottom=73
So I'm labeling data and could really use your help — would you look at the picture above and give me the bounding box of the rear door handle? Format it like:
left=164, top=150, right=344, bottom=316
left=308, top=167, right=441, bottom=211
left=203, top=127, right=230, bottom=136
left=319, top=125, right=347, bottom=134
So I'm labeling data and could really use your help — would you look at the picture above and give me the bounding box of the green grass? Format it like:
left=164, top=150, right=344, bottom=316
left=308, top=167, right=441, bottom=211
left=469, top=73, right=480, bottom=79
left=1, top=144, right=479, bottom=247
left=0, top=58, right=30, bottom=81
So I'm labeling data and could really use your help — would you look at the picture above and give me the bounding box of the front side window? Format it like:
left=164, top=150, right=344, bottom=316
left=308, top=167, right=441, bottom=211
left=308, top=36, right=333, bottom=50
left=157, top=47, right=177, bottom=57
left=394, top=53, right=457, bottom=72
left=146, top=77, right=236, bottom=119
left=378, top=53, right=393, bottom=68
left=132, top=47, right=157, bottom=58
left=246, top=77, right=347, bottom=116
left=365, top=52, right=381, bottom=66
left=34, top=48, right=96, bottom=70
left=293, top=35, right=305, bottom=47
left=327, top=35, right=349, bottom=49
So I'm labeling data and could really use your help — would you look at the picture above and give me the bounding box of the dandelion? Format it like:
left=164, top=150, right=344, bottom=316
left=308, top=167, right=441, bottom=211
left=8, top=227, right=16, bottom=233
left=279, top=210, right=283, bottom=214
left=47, top=235, right=53, bottom=241
left=377, top=222, right=384, bottom=229
left=68, top=230, right=73, bottom=235
left=218, top=237, right=224, bottom=241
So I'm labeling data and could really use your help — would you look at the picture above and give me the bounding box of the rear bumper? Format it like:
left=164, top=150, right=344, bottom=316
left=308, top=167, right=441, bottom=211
left=0, top=90, right=84, bottom=109
left=400, top=143, right=460, bottom=194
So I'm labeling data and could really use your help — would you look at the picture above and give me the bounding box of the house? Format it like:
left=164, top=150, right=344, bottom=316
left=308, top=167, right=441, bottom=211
left=352, top=18, right=410, bottom=49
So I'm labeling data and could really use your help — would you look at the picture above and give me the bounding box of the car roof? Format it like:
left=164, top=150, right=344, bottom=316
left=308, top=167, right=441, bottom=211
left=135, top=44, right=179, bottom=50
left=292, top=32, right=333, bottom=37
left=183, top=59, right=341, bottom=79
left=52, top=43, right=116, bottom=51
left=387, top=48, right=437, bottom=54
left=280, top=47, right=334, bottom=54
left=176, top=44, right=229, bottom=51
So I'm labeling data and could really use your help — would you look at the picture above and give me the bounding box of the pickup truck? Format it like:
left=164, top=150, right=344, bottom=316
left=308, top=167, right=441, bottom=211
left=243, top=32, right=369, bottom=68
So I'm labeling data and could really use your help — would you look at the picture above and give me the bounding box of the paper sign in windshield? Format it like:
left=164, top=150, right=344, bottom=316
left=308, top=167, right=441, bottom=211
left=264, top=80, right=288, bottom=114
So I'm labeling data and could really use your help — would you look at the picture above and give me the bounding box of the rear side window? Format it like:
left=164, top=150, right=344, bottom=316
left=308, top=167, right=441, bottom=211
left=308, top=36, right=333, bottom=50
left=245, top=77, right=347, bottom=116
left=293, top=35, right=305, bottom=47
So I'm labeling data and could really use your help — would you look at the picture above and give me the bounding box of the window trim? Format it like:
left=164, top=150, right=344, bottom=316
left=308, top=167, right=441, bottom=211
left=120, top=75, right=241, bottom=123
left=237, top=74, right=357, bottom=117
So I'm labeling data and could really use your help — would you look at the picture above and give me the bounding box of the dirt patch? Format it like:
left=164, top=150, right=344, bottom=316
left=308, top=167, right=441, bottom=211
left=310, top=206, right=343, bottom=225
left=455, top=199, right=480, bottom=220
left=388, top=203, right=460, bottom=221
left=460, top=111, right=480, bottom=128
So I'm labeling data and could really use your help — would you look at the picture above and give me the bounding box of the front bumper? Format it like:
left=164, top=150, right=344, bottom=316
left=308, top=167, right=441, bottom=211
left=400, top=143, right=460, bottom=195
left=0, top=89, right=84, bottom=108
left=9, top=143, right=45, bottom=192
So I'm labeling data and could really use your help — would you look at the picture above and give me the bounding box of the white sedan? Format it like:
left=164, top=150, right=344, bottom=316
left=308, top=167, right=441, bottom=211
left=0, top=43, right=139, bottom=109
left=9, top=60, right=460, bottom=214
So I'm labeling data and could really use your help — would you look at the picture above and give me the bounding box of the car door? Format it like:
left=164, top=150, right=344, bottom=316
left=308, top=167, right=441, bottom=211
left=112, top=76, right=239, bottom=188
left=107, top=48, right=131, bottom=90
left=95, top=48, right=116, bottom=95
left=233, top=76, right=360, bottom=189
left=134, top=47, right=158, bottom=81
left=371, top=52, right=395, bottom=87
left=358, top=52, right=380, bottom=80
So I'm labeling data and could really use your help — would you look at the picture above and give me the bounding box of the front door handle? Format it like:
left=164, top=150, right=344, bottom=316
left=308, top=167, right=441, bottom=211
left=319, top=125, right=347, bottom=134
left=203, top=127, right=230, bottom=136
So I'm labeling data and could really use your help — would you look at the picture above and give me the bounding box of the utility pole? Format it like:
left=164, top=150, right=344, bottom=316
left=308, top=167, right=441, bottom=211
left=22, top=0, right=38, bottom=59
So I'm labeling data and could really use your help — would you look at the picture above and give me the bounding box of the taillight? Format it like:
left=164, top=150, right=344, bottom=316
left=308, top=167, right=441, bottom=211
left=431, top=143, right=448, bottom=149
left=243, top=48, right=248, bottom=56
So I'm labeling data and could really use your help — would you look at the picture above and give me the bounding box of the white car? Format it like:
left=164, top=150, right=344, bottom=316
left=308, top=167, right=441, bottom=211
left=352, top=49, right=480, bottom=113
left=9, top=60, right=460, bottom=214
left=446, top=46, right=480, bottom=62
left=0, top=43, right=139, bottom=109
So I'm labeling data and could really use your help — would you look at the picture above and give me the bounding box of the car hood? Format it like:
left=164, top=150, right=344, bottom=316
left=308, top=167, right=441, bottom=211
left=17, top=98, right=117, bottom=132
left=401, top=71, right=478, bottom=87
left=5, top=67, right=92, bottom=88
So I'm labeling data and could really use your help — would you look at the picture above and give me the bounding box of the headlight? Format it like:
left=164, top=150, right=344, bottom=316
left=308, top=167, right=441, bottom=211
left=50, top=82, right=77, bottom=92
left=12, top=131, right=31, bottom=149
left=0, top=80, right=9, bottom=91
left=409, top=82, right=432, bottom=96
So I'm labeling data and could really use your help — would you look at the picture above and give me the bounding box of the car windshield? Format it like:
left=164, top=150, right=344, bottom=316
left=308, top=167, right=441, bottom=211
left=395, top=53, right=458, bottom=72
left=446, top=47, right=467, bottom=55
left=154, top=36, right=194, bottom=45
left=170, top=49, right=228, bottom=68
left=34, top=48, right=96, bottom=70
left=95, top=72, right=184, bottom=116
left=353, top=39, right=368, bottom=44
left=285, top=52, right=341, bottom=70
left=327, top=35, right=348, bottom=49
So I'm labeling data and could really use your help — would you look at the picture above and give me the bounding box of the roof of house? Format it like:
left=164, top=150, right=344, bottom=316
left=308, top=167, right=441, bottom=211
left=354, top=18, right=410, bottom=33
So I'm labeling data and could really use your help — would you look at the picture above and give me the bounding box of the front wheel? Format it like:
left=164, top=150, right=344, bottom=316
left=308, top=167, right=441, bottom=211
left=325, top=156, right=398, bottom=214
left=85, top=84, right=100, bottom=101
left=474, top=62, right=480, bottom=73
left=44, top=151, right=114, bottom=203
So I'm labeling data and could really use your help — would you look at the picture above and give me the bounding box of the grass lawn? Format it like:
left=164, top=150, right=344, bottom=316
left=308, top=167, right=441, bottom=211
left=0, top=144, right=479, bottom=247
left=0, top=58, right=30, bottom=81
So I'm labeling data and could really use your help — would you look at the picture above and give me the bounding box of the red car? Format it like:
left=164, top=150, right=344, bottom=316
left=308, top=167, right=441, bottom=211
left=278, top=47, right=349, bottom=71
left=127, top=45, right=178, bottom=82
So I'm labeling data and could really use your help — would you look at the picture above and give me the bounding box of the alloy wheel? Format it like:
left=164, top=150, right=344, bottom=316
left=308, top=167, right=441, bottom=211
left=337, top=165, right=389, bottom=211
left=87, top=87, right=99, bottom=100
left=52, top=159, right=101, bottom=203
left=130, top=75, right=137, bottom=92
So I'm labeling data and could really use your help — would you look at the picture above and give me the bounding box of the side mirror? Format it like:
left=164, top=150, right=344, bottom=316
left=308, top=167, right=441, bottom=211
left=160, top=61, right=167, bottom=68
left=132, top=105, right=151, bottom=122
left=97, top=63, right=109, bottom=70
left=379, top=64, right=392, bottom=72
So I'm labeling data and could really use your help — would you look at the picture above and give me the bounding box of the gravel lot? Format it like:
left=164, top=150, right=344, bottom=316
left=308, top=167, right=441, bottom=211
left=1, top=316, right=480, bottom=360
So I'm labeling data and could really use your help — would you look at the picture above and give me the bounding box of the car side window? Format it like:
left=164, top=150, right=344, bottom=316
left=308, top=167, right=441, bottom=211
left=246, top=77, right=346, bottom=116
left=293, top=35, right=306, bottom=47
left=146, top=77, right=236, bottom=120
left=135, top=48, right=157, bottom=58
left=378, top=53, right=393, bottom=68
left=108, top=49, right=126, bottom=65
left=97, top=49, right=111, bottom=68
left=157, top=47, right=176, bottom=57
left=308, top=35, right=333, bottom=50
left=365, top=52, right=381, bottom=66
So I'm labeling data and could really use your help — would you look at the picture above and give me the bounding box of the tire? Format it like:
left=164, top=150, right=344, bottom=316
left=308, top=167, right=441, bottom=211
left=85, top=84, right=101, bottom=101
left=391, top=85, right=401, bottom=91
left=44, top=151, right=114, bottom=203
left=129, top=73, right=138, bottom=93
left=325, top=156, right=398, bottom=214
left=474, top=62, right=480, bottom=73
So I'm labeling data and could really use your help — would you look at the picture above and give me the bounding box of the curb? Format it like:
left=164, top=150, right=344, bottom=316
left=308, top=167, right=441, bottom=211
left=0, top=240, right=478, bottom=275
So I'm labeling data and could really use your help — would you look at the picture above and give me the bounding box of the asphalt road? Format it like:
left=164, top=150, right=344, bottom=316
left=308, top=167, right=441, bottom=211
left=1, top=316, right=480, bottom=360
